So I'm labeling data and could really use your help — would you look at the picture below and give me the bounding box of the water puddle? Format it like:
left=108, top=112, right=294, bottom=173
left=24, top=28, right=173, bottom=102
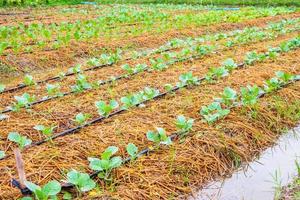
left=190, top=125, right=300, bottom=200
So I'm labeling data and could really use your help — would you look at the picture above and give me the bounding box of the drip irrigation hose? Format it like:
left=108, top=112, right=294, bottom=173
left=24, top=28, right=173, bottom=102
left=12, top=76, right=300, bottom=195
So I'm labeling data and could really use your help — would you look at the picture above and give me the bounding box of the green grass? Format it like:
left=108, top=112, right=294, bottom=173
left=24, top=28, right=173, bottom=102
left=1, top=0, right=300, bottom=7
left=97, top=0, right=300, bottom=6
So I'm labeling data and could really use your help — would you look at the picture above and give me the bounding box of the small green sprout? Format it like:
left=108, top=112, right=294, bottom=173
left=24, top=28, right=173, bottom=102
left=240, top=85, right=263, bottom=106
left=176, top=72, right=200, bottom=87
left=46, top=83, right=62, bottom=97
left=11, top=93, right=35, bottom=111
left=8, top=132, right=32, bottom=149
left=164, top=84, right=173, bottom=92
left=215, top=87, right=237, bottom=106
left=24, top=180, right=61, bottom=200
left=71, top=74, right=92, bottom=92
left=264, top=77, right=281, bottom=92
left=222, top=58, right=237, bottom=71
left=150, top=58, right=168, bottom=71
left=24, top=75, right=36, bottom=86
left=205, top=66, right=229, bottom=82
left=34, top=125, right=56, bottom=137
left=121, top=93, right=143, bottom=110
left=146, top=127, right=172, bottom=146
left=68, top=64, right=81, bottom=74
left=66, top=169, right=96, bottom=192
left=175, top=115, right=194, bottom=132
left=95, top=100, right=119, bottom=117
left=88, top=146, right=122, bottom=179
left=142, top=87, right=160, bottom=100
left=200, top=102, right=230, bottom=124
left=74, top=113, right=91, bottom=125
left=126, top=143, right=138, bottom=159
left=275, top=71, right=294, bottom=83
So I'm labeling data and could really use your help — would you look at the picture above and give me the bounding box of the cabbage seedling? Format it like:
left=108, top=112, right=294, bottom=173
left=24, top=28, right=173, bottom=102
left=66, top=169, right=96, bottom=192
left=142, top=87, right=160, bottom=100
left=222, top=58, right=237, bottom=71
left=240, top=85, right=263, bottom=106
left=205, top=66, right=229, bottom=82
left=264, top=77, right=281, bottom=92
left=175, top=115, right=194, bottom=132
left=95, top=100, right=119, bottom=117
left=71, top=74, right=92, bottom=92
left=74, top=113, right=91, bottom=125
left=68, top=64, right=81, bottom=74
left=146, top=127, right=172, bottom=146
left=177, top=72, right=199, bottom=87
left=24, top=180, right=61, bottom=200
left=200, top=102, right=230, bottom=124
left=23, top=75, right=36, bottom=86
left=46, top=83, right=62, bottom=97
left=11, top=93, right=35, bottom=111
left=215, top=87, right=237, bottom=106
left=126, top=143, right=138, bottom=159
left=34, top=125, right=56, bottom=137
left=88, top=146, right=122, bottom=179
left=8, top=132, right=32, bottom=149
left=150, top=58, right=168, bottom=71
left=121, top=93, right=143, bottom=109
left=275, top=71, right=294, bottom=83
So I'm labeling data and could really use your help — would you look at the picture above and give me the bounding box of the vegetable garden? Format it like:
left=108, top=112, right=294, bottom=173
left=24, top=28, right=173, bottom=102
left=0, top=2, right=300, bottom=200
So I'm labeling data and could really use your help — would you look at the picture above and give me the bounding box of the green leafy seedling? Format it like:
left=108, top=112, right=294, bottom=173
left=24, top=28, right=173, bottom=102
left=34, top=125, right=56, bottom=137
left=24, top=75, right=36, bottom=86
left=0, top=151, right=5, bottom=159
left=88, top=146, right=122, bottom=180
left=126, top=143, right=138, bottom=160
left=8, top=132, right=32, bottom=149
left=95, top=100, right=119, bottom=117
left=74, top=113, right=91, bottom=125
left=67, top=169, right=96, bottom=192
left=146, top=127, right=172, bottom=146
left=175, top=115, right=194, bottom=132
left=24, top=180, right=61, bottom=200
left=0, top=84, right=5, bottom=93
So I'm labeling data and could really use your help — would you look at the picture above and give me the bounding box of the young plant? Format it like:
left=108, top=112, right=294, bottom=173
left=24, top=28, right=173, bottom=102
left=71, top=74, right=92, bottom=93
left=146, top=127, right=172, bottom=146
left=24, top=180, right=61, bottom=200
left=150, top=58, right=168, bottom=71
left=11, top=93, right=36, bottom=111
left=88, top=146, right=122, bottom=179
left=142, top=87, right=160, bottom=100
left=164, top=84, right=173, bottom=92
left=264, top=77, right=281, bottom=92
left=23, top=75, right=36, bottom=86
left=121, top=93, right=143, bottom=110
left=240, top=85, right=263, bottom=106
left=122, top=63, right=147, bottom=75
left=177, top=72, right=199, bottom=87
left=95, top=100, right=119, bottom=117
left=126, top=143, right=138, bottom=160
left=244, top=51, right=266, bottom=65
left=200, top=102, right=230, bottom=124
left=46, top=83, right=62, bottom=97
left=66, top=169, right=96, bottom=192
left=275, top=71, right=294, bottom=83
left=74, top=113, right=91, bottom=125
left=215, top=87, right=237, bottom=106
left=0, top=84, right=5, bottom=93
left=205, top=66, right=229, bottom=82
left=222, top=58, right=238, bottom=71
left=34, top=125, right=56, bottom=137
left=8, top=132, right=32, bottom=149
left=175, top=115, right=194, bottom=132
left=68, top=64, right=81, bottom=74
